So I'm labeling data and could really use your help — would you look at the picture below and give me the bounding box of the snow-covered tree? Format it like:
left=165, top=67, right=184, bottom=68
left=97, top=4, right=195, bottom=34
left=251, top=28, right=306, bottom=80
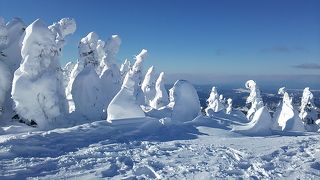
left=272, top=87, right=304, bottom=132
left=205, top=86, right=225, bottom=116
left=299, top=87, right=318, bottom=125
left=11, top=19, right=69, bottom=129
left=71, top=33, right=104, bottom=120
left=150, top=72, right=169, bottom=109
left=120, top=59, right=131, bottom=81
left=141, top=66, right=157, bottom=106
left=107, top=49, right=147, bottom=122
left=66, top=32, right=100, bottom=112
left=245, top=80, right=264, bottom=121
left=0, top=17, right=11, bottom=117
left=167, top=80, right=201, bottom=122
left=226, top=98, right=232, bottom=114
left=99, top=35, right=122, bottom=116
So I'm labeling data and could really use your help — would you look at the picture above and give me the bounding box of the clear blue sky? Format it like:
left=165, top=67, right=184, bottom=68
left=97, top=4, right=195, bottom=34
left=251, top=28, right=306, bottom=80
left=1, top=0, right=320, bottom=79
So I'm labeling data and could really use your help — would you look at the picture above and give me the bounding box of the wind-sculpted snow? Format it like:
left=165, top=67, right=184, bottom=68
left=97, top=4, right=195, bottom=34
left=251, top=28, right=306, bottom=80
left=0, top=117, right=319, bottom=179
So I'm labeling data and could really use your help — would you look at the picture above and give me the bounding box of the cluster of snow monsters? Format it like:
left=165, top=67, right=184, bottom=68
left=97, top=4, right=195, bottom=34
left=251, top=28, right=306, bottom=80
left=0, top=17, right=319, bottom=134
left=205, top=81, right=319, bottom=135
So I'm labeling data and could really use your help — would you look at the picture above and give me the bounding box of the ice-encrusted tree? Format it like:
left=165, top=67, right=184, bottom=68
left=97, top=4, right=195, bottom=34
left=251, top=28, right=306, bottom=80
left=0, top=17, right=11, bottom=117
left=120, top=59, right=131, bottom=81
left=71, top=32, right=104, bottom=120
left=107, top=49, right=148, bottom=122
left=11, top=19, right=72, bottom=129
left=205, top=86, right=225, bottom=115
left=226, top=98, right=233, bottom=114
left=299, top=87, right=318, bottom=125
left=141, top=66, right=157, bottom=106
left=2, top=17, right=26, bottom=72
left=62, top=61, right=76, bottom=88
left=272, top=87, right=304, bottom=131
left=66, top=32, right=99, bottom=112
left=99, top=35, right=122, bottom=117
left=245, top=80, right=264, bottom=121
left=150, top=72, right=169, bottom=109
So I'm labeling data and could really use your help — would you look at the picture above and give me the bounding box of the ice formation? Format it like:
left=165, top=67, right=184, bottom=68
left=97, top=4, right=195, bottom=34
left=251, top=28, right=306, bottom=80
left=299, top=87, right=318, bottom=125
left=168, top=80, right=201, bottom=122
left=150, top=72, right=169, bottom=109
left=107, top=49, right=148, bottom=122
left=11, top=19, right=66, bottom=129
left=272, top=87, right=305, bottom=132
left=205, top=87, right=225, bottom=116
left=62, top=61, right=76, bottom=88
left=245, top=80, right=264, bottom=121
left=141, top=66, right=157, bottom=106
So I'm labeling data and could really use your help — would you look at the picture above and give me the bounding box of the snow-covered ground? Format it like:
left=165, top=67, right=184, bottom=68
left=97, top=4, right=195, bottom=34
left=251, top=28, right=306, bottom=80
left=0, top=116, right=319, bottom=179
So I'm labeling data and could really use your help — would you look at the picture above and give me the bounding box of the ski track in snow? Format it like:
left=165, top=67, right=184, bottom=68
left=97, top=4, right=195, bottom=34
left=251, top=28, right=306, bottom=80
left=0, top=121, right=319, bottom=179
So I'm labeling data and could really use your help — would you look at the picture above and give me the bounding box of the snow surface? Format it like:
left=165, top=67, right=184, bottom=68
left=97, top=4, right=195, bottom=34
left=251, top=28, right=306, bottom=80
left=0, top=116, right=319, bottom=179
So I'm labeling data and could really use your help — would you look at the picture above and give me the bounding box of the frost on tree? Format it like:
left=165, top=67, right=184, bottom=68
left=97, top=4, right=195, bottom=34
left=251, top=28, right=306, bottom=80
left=141, top=66, right=157, bottom=106
left=71, top=33, right=104, bottom=120
left=11, top=19, right=67, bottom=129
left=272, top=87, right=304, bottom=132
left=107, top=49, right=148, bottom=122
left=299, top=87, right=318, bottom=125
left=48, top=18, right=76, bottom=55
left=245, top=80, right=264, bottom=121
left=168, top=80, right=201, bottom=122
left=0, top=17, right=11, bottom=117
left=120, top=59, right=131, bottom=81
left=226, top=98, right=232, bottom=114
left=62, top=61, right=76, bottom=88
left=2, top=17, right=26, bottom=72
left=150, top=72, right=169, bottom=109
left=66, top=32, right=100, bottom=112
left=99, top=35, right=122, bottom=116
left=205, top=87, right=225, bottom=116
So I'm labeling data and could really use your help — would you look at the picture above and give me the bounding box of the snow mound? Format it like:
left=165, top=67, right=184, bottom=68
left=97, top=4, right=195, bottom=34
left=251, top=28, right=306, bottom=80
left=232, top=106, right=272, bottom=136
left=169, top=80, right=201, bottom=122
left=272, top=87, right=305, bottom=132
left=107, top=49, right=148, bottom=122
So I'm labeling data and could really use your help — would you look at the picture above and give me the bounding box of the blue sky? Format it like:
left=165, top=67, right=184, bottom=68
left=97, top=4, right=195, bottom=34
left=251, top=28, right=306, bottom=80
left=1, top=0, right=320, bottom=80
